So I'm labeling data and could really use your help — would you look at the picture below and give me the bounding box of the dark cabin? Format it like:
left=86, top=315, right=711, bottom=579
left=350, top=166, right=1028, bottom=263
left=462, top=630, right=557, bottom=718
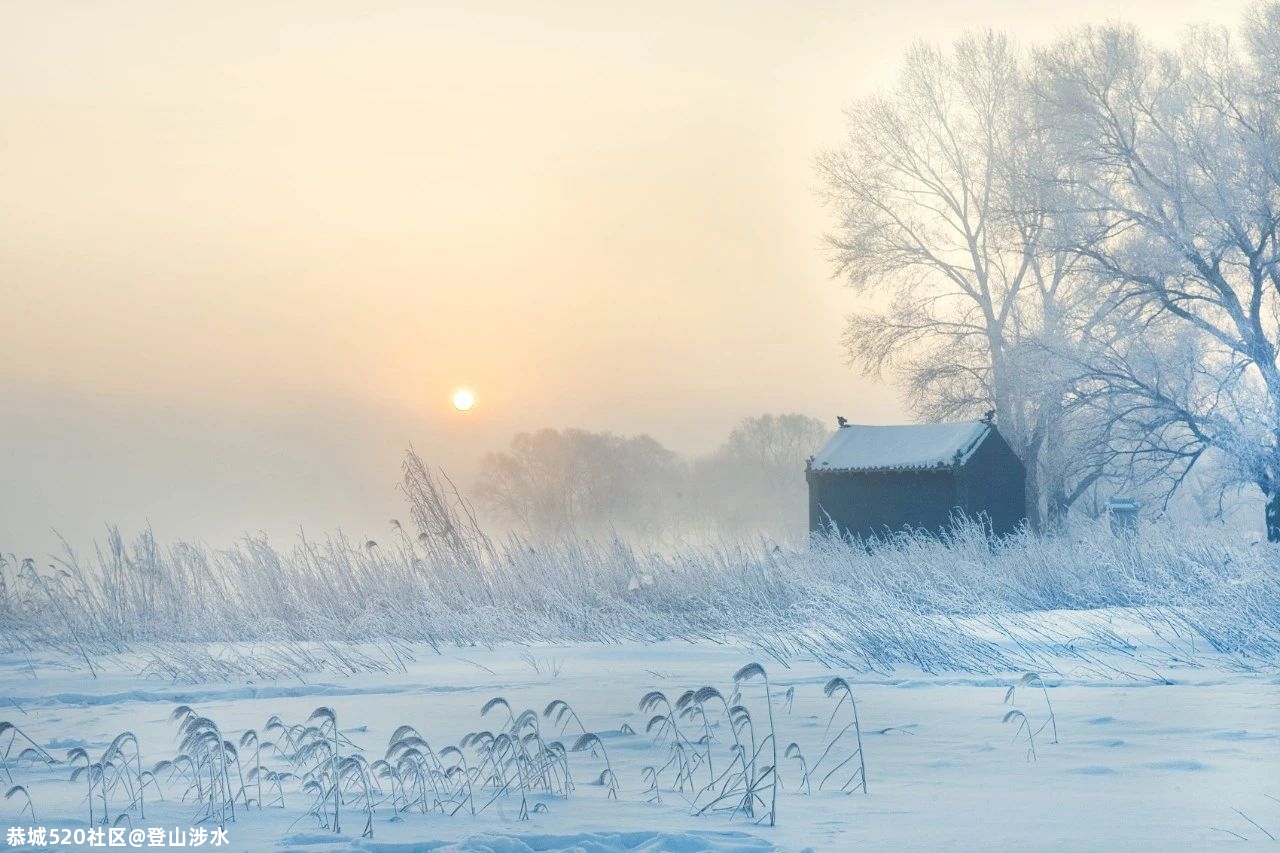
left=806, top=418, right=1025, bottom=540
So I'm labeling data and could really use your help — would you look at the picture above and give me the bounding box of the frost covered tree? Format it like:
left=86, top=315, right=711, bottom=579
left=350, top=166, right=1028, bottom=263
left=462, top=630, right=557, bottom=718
left=474, top=428, right=687, bottom=541
left=817, top=32, right=1101, bottom=528
left=474, top=415, right=828, bottom=545
left=691, top=413, right=828, bottom=543
left=1037, top=7, right=1280, bottom=538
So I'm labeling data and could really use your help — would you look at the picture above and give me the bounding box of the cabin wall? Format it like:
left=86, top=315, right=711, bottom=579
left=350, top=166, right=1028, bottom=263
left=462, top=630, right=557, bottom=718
left=808, top=467, right=960, bottom=540
left=956, top=429, right=1027, bottom=536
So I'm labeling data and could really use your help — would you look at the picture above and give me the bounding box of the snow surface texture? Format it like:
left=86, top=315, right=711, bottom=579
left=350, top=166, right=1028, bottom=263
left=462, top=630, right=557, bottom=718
left=808, top=421, right=988, bottom=471
left=0, top=627, right=1277, bottom=852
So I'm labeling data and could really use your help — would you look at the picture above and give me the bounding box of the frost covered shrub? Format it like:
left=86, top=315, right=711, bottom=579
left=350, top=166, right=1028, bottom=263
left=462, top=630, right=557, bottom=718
left=1, top=452, right=1278, bottom=675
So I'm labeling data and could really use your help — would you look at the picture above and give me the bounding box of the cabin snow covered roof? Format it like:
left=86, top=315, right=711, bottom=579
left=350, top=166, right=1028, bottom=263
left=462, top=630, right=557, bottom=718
left=809, top=420, right=991, bottom=473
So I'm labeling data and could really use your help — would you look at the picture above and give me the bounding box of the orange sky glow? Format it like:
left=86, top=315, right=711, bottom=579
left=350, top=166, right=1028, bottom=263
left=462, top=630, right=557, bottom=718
left=1, top=0, right=1249, bottom=550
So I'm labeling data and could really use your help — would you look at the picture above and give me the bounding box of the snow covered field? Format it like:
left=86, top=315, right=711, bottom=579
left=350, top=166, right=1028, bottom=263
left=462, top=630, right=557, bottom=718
left=1, top=621, right=1277, bottom=852
left=4, top=507, right=1279, bottom=850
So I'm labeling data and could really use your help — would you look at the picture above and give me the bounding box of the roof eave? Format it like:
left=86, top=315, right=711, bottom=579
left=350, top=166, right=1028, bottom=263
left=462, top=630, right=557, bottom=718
left=809, top=463, right=961, bottom=474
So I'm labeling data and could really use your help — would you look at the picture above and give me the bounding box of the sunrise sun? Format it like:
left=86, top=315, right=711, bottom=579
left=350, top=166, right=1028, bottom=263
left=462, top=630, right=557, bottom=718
left=452, top=388, right=476, bottom=412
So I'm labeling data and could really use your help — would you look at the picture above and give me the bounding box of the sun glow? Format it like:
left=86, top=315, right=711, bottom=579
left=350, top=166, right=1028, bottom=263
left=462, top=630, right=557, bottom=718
left=452, top=388, right=476, bottom=412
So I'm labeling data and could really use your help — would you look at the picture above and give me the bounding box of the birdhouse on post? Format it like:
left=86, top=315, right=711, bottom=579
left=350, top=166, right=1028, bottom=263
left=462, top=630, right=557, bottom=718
left=1106, top=497, right=1140, bottom=536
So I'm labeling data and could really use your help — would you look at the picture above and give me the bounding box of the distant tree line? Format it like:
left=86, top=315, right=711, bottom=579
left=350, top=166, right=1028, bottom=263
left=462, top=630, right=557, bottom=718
left=473, top=414, right=828, bottom=545
left=819, top=3, right=1280, bottom=538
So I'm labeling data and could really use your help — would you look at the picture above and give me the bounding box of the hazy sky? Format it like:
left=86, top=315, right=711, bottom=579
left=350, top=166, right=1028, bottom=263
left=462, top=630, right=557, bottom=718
left=1, top=0, right=1249, bottom=554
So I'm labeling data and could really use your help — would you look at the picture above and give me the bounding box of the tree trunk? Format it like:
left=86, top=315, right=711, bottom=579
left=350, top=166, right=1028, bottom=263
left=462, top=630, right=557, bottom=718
left=1045, top=488, right=1070, bottom=530
left=1266, top=490, right=1280, bottom=543
left=1019, top=426, right=1046, bottom=534
left=1024, top=458, right=1043, bottom=533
